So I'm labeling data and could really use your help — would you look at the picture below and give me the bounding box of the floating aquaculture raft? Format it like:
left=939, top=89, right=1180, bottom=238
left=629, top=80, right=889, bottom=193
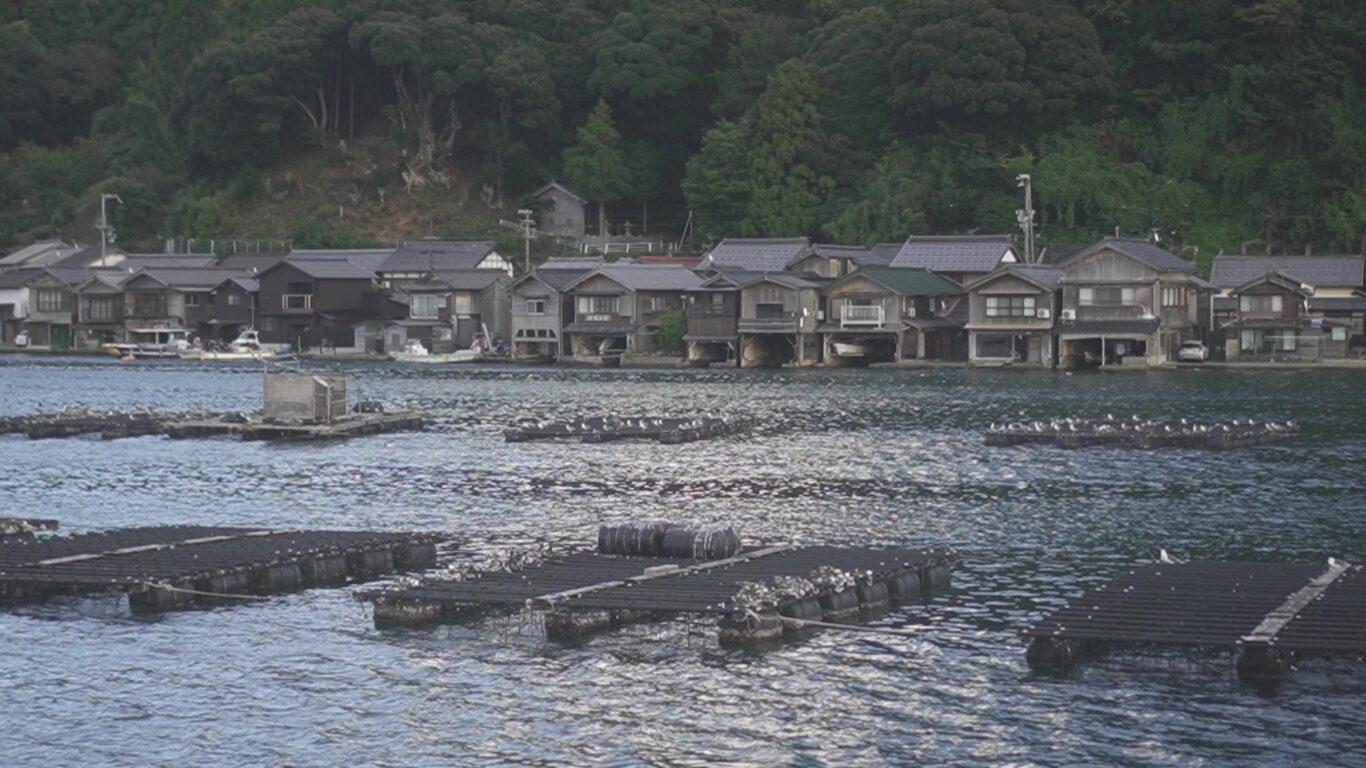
left=505, top=416, right=749, bottom=444
left=1025, top=560, right=1364, bottom=682
left=368, top=533, right=951, bottom=646
left=0, top=409, right=423, bottom=442
left=986, top=417, right=1298, bottom=450
left=0, top=517, right=58, bottom=537
left=0, top=525, right=446, bottom=612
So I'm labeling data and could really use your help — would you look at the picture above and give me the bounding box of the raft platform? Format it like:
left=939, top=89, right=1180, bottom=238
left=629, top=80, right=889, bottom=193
left=1025, top=559, right=1364, bottom=682
left=0, top=517, right=58, bottom=537
left=505, top=416, right=749, bottom=444
left=0, top=409, right=423, bottom=442
left=0, top=525, right=448, bottom=612
left=367, top=538, right=952, bottom=646
left=986, top=417, right=1298, bottom=450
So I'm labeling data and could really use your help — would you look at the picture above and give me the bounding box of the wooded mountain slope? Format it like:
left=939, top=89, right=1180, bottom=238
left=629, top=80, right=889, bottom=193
left=2, top=0, right=1364, bottom=266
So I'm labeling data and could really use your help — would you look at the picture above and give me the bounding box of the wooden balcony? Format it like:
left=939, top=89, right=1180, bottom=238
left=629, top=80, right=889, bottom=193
left=739, top=311, right=799, bottom=334
left=840, top=304, right=885, bottom=328
left=281, top=294, right=313, bottom=313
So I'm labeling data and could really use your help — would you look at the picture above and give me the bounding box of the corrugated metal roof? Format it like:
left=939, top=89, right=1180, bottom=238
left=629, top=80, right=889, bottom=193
left=1062, top=238, right=1195, bottom=273
left=1210, top=255, right=1364, bottom=288
left=381, top=240, right=495, bottom=272
left=706, top=238, right=810, bottom=271
left=856, top=266, right=964, bottom=295
left=890, top=235, right=1015, bottom=273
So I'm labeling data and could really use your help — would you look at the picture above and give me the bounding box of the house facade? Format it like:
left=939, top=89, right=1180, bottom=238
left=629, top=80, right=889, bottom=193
left=387, top=270, right=510, bottom=353
left=735, top=274, right=822, bottom=367
left=17, top=269, right=84, bottom=350
left=684, top=272, right=743, bottom=366
left=534, top=180, right=588, bottom=239
left=1056, top=238, right=1205, bottom=367
left=256, top=259, right=396, bottom=351
left=1210, top=254, right=1364, bottom=356
left=73, top=273, right=127, bottom=349
left=204, top=276, right=259, bottom=342
left=1221, top=272, right=1351, bottom=361
left=963, top=265, right=1062, bottom=367
left=821, top=266, right=965, bottom=364
left=561, top=265, right=701, bottom=361
left=509, top=266, right=594, bottom=361
left=378, top=241, right=512, bottom=285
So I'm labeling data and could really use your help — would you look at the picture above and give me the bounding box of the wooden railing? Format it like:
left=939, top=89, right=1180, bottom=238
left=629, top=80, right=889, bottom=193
left=840, top=304, right=885, bottom=327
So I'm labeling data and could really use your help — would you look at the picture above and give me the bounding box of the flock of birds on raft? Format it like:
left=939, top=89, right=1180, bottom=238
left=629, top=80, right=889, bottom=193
left=987, top=414, right=1300, bottom=436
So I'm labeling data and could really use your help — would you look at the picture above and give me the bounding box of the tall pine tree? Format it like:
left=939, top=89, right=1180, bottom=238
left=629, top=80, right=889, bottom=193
left=562, top=99, right=632, bottom=235
left=743, top=60, right=833, bottom=237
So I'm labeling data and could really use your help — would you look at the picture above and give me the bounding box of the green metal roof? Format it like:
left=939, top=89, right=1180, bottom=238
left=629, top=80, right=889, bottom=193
left=855, top=266, right=963, bottom=296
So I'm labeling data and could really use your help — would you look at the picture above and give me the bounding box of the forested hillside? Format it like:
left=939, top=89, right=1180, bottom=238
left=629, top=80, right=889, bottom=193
left=3, top=0, right=1365, bottom=266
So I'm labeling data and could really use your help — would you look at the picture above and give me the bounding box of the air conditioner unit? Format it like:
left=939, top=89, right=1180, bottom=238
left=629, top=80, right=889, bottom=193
left=1060, top=309, right=1076, bottom=321
left=1036, top=308, right=1051, bottom=320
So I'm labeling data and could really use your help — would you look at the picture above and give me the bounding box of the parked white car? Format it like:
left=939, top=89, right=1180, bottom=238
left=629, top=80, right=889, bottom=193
left=13, top=330, right=29, bottom=347
left=1177, top=340, right=1209, bottom=362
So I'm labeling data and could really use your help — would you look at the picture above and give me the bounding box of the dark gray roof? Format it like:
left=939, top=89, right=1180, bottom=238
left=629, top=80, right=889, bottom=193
left=1309, top=296, right=1366, bottom=312
left=1, top=240, right=72, bottom=266
left=38, top=267, right=93, bottom=286
left=965, top=264, right=1063, bottom=292
left=540, top=258, right=603, bottom=270
left=273, top=259, right=377, bottom=280
left=48, top=245, right=122, bottom=268
left=0, top=268, right=43, bottom=288
left=423, top=269, right=506, bottom=291
left=531, top=268, right=595, bottom=290
left=215, top=275, right=259, bottom=293
left=533, top=179, right=587, bottom=203
left=120, top=254, right=218, bottom=270
left=216, top=253, right=288, bottom=272
left=812, top=243, right=883, bottom=266
left=734, top=273, right=820, bottom=290
left=570, top=264, right=703, bottom=292
left=871, top=243, right=903, bottom=265
left=890, top=235, right=1016, bottom=273
left=129, top=268, right=245, bottom=289
left=1209, top=255, right=1364, bottom=289
left=706, top=238, right=810, bottom=271
left=290, top=248, right=393, bottom=273
left=1061, top=237, right=1194, bottom=273
left=381, top=240, right=496, bottom=272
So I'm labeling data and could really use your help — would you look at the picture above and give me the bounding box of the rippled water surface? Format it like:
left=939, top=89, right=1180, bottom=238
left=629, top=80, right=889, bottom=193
left=1, top=356, right=1364, bottom=767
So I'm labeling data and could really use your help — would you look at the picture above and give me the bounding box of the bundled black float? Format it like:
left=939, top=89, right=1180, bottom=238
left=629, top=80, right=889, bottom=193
left=986, top=416, right=1299, bottom=450
left=598, top=522, right=741, bottom=560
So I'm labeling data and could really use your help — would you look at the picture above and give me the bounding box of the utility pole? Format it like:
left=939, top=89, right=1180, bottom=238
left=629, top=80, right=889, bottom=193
left=1015, top=174, right=1036, bottom=264
left=96, top=193, right=123, bottom=266
left=517, top=208, right=535, bottom=273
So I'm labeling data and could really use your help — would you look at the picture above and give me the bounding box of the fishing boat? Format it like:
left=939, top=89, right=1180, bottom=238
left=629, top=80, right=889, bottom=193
left=831, top=341, right=872, bottom=357
left=178, top=330, right=278, bottom=361
left=103, top=328, right=191, bottom=359
left=390, top=339, right=483, bottom=364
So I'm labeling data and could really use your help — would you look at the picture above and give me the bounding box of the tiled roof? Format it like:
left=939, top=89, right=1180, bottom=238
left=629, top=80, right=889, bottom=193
left=540, top=258, right=603, bottom=270
left=855, top=266, right=963, bottom=295
left=890, top=235, right=1015, bottom=273
left=812, top=244, right=883, bottom=266
left=531, top=268, right=595, bottom=290
left=216, top=253, right=288, bottom=271
left=120, top=254, right=218, bottom=270
left=216, top=275, right=259, bottom=292
left=131, top=268, right=245, bottom=289
left=1, top=240, right=71, bottom=266
left=871, top=243, right=904, bottom=265
left=275, top=259, right=378, bottom=280
left=381, top=240, right=496, bottom=272
left=706, top=238, right=810, bottom=271
left=423, top=269, right=506, bottom=291
left=571, top=264, right=704, bottom=292
left=291, top=248, right=393, bottom=273
left=1209, top=255, right=1364, bottom=289
left=965, top=264, right=1063, bottom=292
left=734, top=273, right=820, bottom=290
left=1061, top=238, right=1194, bottom=273
left=1309, top=296, right=1366, bottom=311
left=0, top=268, right=43, bottom=288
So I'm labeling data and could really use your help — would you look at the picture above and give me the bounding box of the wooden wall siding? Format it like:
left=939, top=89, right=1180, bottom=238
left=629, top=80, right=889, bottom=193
left=1065, top=249, right=1159, bottom=283
left=975, top=275, right=1039, bottom=295
left=741, top=283, right=799, bottom=315
left=511, top=281, right=562, bottom=336
left=635, top=291, right=684, bottom=325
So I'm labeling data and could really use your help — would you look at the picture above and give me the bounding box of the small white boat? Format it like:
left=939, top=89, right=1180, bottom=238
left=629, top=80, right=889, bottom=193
left=104, top=328, right=191, bottom=359
left=832, top=341, right=872, bottom=357
left=391, top=339, right=485, bottom=364
left=178, top=330, right=277, bottom=361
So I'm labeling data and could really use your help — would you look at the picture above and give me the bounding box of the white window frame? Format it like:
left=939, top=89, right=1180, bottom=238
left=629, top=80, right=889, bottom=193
left=410, top=294, right=444, bottom=319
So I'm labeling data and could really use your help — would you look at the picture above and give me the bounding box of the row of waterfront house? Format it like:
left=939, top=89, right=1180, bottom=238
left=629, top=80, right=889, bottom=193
left=2, top=235, right=1363, bottom=366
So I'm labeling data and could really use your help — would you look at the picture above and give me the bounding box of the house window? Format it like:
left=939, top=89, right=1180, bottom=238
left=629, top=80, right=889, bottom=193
left=410, top=294, right=444, bottom=319
left=1078, top=287, right=1134, bottom=306
left=647, top=295, right=672, bottom=312
left=710, top=293, right=725, bottom=307
left=226, top=293, right=242, bottom=306
left=1239, top=295, right=1282, bottom=313
left=85, top=298, right=117, bottom=321
left=185, top=293, right=202, bottom=307
left=1161, top=287, right=1185, bottom=307
left=1241, top=330, right=1257, bottom=351
left=576, top=296, right=619, bottom=315
left=755, top=302, right=785, bottom=319
left=452, top=293, right=473, bottom=315
left=35, top=289, right=65, bottom=312
left=524, top=298, right=546, bottom=315
left=985, top=295, right=1036, bottom=318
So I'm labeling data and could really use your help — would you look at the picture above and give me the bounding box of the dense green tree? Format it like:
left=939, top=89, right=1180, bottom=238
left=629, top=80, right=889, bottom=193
left=742, top=61, right=833, bottom=236
left=682, top=119, right=749, bottom=239
left=562, top=100, right=632, bottom=235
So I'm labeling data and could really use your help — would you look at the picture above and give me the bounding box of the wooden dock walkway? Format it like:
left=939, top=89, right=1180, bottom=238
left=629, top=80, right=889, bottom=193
left=986, top=417, right=1298, bottom=450
left=1025, top=560, right=1364, bottom=682
left=0, top=525, right=448, bottom=612
left=505, top=416, right=749, bottom=444
left=368, top=542, right=952, bottom=646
